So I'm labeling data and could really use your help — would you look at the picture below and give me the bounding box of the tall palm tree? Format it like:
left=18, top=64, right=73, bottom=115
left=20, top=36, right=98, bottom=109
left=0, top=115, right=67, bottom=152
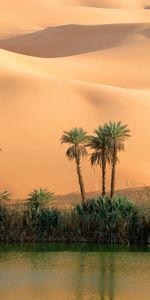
left=60, top=127, right=89, bottom=203
left=88, top=126, right=111, bottom=196
left=103, top=121, right=131, bottom=198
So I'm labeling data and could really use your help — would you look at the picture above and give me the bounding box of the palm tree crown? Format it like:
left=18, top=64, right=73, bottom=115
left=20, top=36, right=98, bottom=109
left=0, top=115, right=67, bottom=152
left=103, top=121, right=131, bottom=149
left=60, top=127, right=89, bottom=160
left=88, top=126, right=111, bottom=166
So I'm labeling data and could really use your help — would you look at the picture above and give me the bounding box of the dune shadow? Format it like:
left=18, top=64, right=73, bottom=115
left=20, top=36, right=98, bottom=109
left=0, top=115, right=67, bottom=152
left=0, top=23, right=149, bottom=58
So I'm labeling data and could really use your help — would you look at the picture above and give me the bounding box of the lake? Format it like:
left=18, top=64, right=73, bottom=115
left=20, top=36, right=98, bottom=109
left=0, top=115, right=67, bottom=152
left=0, top=244, right=150, bottom=300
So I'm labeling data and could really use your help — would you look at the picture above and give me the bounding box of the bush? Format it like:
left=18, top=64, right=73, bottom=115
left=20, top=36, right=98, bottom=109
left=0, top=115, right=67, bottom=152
left=25, top=188, right=58, bottom=240
left=28, top=188, right=54, bottom=209
left=74, top=195, right=141, bottom=244
left=0, top=193, right=149, bottom=244
left=25, top=206, right=60, bottom=240
left=0, top=190, right=11, bottom=206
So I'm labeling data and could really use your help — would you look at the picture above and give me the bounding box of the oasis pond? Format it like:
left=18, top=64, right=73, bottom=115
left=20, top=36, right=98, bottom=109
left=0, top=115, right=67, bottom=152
left=0, top=244, right=150, bottom=300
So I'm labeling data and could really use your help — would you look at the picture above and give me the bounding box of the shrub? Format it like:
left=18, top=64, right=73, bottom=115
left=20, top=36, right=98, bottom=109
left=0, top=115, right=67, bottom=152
left=0, top=193, right=149, bottom=244
left=25, top=206, right=60, bottom=240
left=28, top=188, right=54, bottom=209
left=74, top=195, right=140, bottom=244
left=26, top=188, right=59, bottom=240
left=0, top=190, right=11, bottom=206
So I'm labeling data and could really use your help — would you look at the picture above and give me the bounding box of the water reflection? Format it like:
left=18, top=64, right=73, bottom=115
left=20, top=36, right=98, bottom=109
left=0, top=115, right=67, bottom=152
left=0, top=244, right=150, bottom=300
left=98, top=252, right=115, bottom=300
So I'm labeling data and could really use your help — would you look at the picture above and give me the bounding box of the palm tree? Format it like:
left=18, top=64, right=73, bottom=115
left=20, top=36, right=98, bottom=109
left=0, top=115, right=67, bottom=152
left=60, top=127, right=89, bottom=203
left=103, top=121, right=131, bottom=198
left=88, top=126, right=111, bottom=196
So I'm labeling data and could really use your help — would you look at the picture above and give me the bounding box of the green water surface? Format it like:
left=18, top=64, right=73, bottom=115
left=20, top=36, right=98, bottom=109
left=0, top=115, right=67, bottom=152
left=0, top=244, right=149, bottom=300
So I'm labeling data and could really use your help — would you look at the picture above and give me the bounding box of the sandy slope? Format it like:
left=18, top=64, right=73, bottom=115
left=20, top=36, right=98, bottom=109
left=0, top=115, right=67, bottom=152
left=71, top=0, right=150, bottom=9
left=0, top=23, right=150, bottom=58
left=1, top=4, right=150, bottom=39
left=0, top=1, right=150, bottom=197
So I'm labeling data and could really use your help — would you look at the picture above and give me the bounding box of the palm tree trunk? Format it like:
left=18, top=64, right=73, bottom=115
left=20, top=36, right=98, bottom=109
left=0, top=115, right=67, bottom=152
left=75, top=157, right=86, bottom=204
left=102, top=149, right=106, bottom=196
left=110, top=141, right=117, bottom=198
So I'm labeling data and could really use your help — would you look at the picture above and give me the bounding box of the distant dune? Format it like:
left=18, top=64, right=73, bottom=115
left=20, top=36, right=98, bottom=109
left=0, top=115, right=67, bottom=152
left=0, top=1, right=150, bottom=197
left=1, top=2, right=150, bottom=38
left=71, top=0, right=150, bottom=9
left=0, top=23, right=150, bottom=58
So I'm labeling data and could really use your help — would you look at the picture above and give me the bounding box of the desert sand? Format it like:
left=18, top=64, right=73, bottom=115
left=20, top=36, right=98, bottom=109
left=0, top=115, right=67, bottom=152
left=0, top=0, right=150, bottom=197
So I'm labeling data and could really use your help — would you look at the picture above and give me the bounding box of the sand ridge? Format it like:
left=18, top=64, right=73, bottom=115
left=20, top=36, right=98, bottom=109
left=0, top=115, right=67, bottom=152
left=0, top=23, right=150, bottom=58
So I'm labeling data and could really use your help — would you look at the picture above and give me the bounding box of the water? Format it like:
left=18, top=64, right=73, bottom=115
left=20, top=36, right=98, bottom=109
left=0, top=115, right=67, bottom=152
left=0, top=244, right=150, bottom=300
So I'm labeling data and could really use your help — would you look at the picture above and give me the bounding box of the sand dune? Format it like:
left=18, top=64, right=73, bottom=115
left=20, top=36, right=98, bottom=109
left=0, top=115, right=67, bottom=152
left=1, top=36, right=150, bottom=91
left=0, top=1, right=150, bottom=197
left=1, top=3, right=150, bottom=39
left=71, top=0, right=150, bottom=9
left=0, top=23, right=150, bottom=58
left=0, top=49, right=150, bottom=196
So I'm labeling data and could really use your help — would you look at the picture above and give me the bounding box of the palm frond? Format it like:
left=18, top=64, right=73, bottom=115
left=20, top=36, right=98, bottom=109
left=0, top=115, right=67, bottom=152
left=90, top=151, right=103, bottom=166
left=88, top=125, right=111, bottom=167
left=66, top=146, right=76, bottom=160
left=61, top=128, right=89, bottom=161
left=60, top=127, right=89, bottom=145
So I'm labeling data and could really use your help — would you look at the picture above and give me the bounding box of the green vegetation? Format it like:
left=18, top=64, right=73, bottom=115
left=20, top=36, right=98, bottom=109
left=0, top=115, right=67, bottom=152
left=0, top=121, right=149, bottom=245
left=24, top=188, right=58, bottom=240
left=28, top=188, right=54, bottom=209
left=61, top=121, right=130, bottom=200
left=0, top=192, right=149, bottom=244
left=0, top=190, right=11, bottom=205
